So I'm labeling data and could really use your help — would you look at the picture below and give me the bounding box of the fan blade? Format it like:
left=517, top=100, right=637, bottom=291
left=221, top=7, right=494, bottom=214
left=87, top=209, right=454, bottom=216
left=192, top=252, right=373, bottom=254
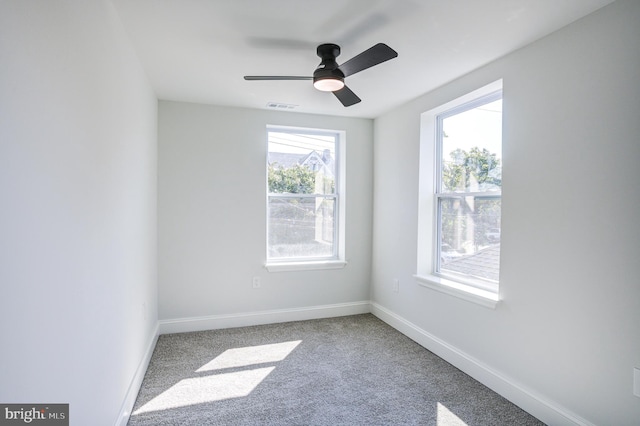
left=244, top=76, right=312, bottom=81
left=333, top=85, right=361, bottom=107
left=338, top=43, right=398, bottom=77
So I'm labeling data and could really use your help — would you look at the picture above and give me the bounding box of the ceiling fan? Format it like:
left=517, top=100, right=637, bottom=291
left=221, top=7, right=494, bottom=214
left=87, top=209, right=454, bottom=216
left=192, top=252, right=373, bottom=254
left=244, top=43, right=398, bottom=107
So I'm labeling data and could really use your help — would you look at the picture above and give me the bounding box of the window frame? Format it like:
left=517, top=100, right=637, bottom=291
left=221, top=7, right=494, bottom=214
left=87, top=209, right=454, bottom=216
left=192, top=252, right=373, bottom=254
left=415, top=80, right=503, bottom=307
left=265, top=125, right=347, bottom=272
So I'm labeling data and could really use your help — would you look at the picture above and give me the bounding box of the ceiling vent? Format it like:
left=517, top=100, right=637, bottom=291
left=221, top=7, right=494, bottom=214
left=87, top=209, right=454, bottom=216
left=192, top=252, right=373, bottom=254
left=266, top=102, right=297, bottom=110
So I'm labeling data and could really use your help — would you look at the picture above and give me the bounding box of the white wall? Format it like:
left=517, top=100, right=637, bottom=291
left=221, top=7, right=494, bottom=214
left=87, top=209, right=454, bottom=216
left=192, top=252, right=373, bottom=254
left=0, top=1, right=158, bottom=425
left=158, top=101, right=373, bottom=321
left=371, top=1, right=640, bottom=425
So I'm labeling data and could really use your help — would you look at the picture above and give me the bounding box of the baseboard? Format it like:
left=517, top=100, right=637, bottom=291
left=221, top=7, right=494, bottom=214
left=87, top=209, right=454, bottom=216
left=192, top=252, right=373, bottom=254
left=158, top=301, right=371, bottom=335
left=370, top=302, right=596, bottom=426
left=115, top=322, right=159, bottom=426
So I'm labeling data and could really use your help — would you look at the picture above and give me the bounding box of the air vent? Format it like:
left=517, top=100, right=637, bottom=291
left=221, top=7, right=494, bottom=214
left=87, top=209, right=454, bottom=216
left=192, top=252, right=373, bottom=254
left=266, top=102, right=297, bottom=110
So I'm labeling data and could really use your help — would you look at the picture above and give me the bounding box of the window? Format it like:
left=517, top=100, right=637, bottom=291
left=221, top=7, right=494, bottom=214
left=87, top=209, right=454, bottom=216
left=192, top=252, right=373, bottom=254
left=416, top=81, right=502, bottom=307
left=265, top=126, right=346, bottom=271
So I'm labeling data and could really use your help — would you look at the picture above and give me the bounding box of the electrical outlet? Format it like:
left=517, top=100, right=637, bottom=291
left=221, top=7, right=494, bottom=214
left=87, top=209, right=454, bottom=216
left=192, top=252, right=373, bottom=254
left=252, top=276, right=261, bottom=289
left=393, top=278, right=399, bottom=293
left=634, top=367, right=640, bottom=398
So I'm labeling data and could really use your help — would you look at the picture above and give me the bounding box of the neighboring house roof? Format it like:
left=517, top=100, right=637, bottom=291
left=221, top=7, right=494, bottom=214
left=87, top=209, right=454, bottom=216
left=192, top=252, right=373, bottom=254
left=268, top=152, right=306, bottom=168
left=269, top=150, right=334, bottom=177
left=442, top=244, right=500, bottom=282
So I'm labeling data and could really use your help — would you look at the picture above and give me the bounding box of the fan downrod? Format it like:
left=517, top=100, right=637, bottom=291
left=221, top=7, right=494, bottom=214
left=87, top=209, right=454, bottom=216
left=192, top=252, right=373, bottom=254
left=316, top=43, right=341, bottom=59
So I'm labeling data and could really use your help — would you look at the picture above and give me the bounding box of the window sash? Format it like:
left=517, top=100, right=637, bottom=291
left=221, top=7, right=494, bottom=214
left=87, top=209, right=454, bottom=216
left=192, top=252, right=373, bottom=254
left=267, top=195, right=339, bottom=261
left=433, top=91, right=502, bottom=288
left=435, top=91, right=502, bottom=196
left=267, top=193, right=338, bottom=199
left=435, top=192, right=501, bottom=199
left=435, top=194, right=501, bottom=286
left=267, top=195, right=338, bottom=262
left=266, top=128, right=341, bottom=263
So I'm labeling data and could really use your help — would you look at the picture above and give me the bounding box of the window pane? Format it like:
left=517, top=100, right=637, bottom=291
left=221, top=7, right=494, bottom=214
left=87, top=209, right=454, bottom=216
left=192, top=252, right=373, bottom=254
left=440, top=99, right=502, bottom=193
left=268, top=197, right=335, bottom=259
left=268, top=132, right=335, bottom=195
left=439, top=196, right=501, bottom=282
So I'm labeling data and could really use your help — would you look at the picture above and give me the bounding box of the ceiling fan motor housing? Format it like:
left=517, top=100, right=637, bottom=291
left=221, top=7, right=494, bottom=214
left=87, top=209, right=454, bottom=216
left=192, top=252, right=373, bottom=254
left=313, top=43, right=345, bottom=90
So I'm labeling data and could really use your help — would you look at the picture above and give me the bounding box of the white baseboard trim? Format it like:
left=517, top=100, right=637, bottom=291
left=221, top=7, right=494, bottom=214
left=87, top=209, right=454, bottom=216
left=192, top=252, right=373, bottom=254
left=370, top=302, right=595, bottom=426
left=115, top=322, right=159, bottom=426
left=158, top=301, right=371, bottom=335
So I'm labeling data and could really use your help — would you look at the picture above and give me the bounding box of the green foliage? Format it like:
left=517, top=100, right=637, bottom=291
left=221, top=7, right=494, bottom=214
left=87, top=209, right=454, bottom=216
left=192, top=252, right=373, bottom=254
left=268, top=163, right=316, bottom=194
left=442, top=147, right=501, bottom=191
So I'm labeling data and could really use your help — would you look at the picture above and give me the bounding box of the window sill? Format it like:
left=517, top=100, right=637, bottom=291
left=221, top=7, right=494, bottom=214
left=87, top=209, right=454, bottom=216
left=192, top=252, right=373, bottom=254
left=265, top=260, right=347, bottom=272
left=413, top=274, right=499, bottom=309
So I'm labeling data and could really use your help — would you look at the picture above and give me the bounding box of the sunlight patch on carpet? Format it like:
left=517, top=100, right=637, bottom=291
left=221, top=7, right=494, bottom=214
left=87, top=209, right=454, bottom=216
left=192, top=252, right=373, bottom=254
left=134, top=340, right=302, bottom=415
left=437, top=402, right=467, bottom=425
left=196, top=340, right=301, bottom=372
left=134, top=367, right=275, bottom=414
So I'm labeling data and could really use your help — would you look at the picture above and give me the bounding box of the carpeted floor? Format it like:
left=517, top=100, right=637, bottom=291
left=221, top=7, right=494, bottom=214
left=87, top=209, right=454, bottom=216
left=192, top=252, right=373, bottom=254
left=128, top=314, right=544, bottom=425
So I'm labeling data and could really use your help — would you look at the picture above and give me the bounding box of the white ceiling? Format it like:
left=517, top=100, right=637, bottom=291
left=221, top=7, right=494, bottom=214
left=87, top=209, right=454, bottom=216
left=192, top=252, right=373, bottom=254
left=112, top=0, right=614, bottom=119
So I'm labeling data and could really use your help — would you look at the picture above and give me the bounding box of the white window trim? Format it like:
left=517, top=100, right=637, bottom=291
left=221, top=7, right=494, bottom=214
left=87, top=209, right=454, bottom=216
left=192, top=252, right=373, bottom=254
left=265, top=260, right=347, bottom=273
left=264, top=125, right=346, bottom=272
left=416, top=80, right=503, bottom=308
left=414, top=274, right=499, bottom=308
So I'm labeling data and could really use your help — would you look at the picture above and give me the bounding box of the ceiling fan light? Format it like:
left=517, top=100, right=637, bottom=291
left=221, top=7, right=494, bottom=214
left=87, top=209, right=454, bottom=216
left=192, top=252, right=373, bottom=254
left=313, top=77, right=344, bottom=92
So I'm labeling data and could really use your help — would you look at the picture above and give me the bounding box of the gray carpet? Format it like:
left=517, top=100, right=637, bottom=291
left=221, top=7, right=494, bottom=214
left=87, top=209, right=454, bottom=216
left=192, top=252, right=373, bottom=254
left=128, top=314, right=544, bottom=425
